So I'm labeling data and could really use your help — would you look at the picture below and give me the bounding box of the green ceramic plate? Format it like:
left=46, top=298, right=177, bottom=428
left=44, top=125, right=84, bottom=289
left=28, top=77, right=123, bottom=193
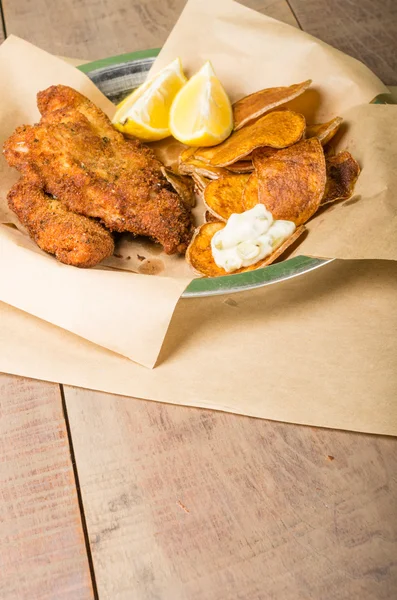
left=79, top=50, right=335, bottom=297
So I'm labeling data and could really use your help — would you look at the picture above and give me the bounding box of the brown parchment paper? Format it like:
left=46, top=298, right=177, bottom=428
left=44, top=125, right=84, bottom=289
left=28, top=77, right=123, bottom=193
left=150, top=0, right=397, bottom=262
left=1, top=258, right=397, bottom=436
left=0, top=36, right=192, bottom=368
left=0, top=0, right=397, bottom=435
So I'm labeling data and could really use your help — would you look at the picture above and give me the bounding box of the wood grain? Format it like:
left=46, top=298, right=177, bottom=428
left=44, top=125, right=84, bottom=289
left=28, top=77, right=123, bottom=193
left=1, top=0, right=397, bottom=598
left=65, top=387, right=397, bottom=600
left=0, top=9, right=93, bottom=600
left=288, top=0, right=397, bottom=85
left=1, top=0, right=297, bottom=59
left=0, top=8, right=4, bottom=43
left=0, top=375, right=94, bottom=600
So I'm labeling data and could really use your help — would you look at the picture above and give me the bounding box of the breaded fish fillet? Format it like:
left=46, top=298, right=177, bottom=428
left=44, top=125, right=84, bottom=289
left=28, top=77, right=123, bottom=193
left=4, top=85, right=193, bottom=254
left=8, top=179, right=114, bottom=268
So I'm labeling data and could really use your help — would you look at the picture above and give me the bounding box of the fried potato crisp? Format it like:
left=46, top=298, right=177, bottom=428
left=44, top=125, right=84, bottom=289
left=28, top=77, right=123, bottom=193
left=195, top=187, right=205, bottom=203
left=208, top=111, right=306, bottom=167
left=204, top=174, right=250, bottom=221
left=204, top=210, right=221, bottom=223
left=252, top=137, right=326, bottom=226
left=242, top=173, right=259, bottom=208
left=179, top=146, right=197, bottom=163
left=191, top=172, right=210, bottom=192
left=233, top=79, right=312, bottom=130
left=251, top=146, right=279, bottom=162
left=191, top=172, right=210, bottom=202
left=179, top=157, right=227, bottom=179
left=306, top=116, right=343, bottom=146
left=321, top=151, right=360, bottom=205
left=160, top=167, right=196, bottom=208
left=226, top=160, right=254, bottom=173
left=194, top=146, right=220, bottom=164
left=186, top=222, right=306, bottom=277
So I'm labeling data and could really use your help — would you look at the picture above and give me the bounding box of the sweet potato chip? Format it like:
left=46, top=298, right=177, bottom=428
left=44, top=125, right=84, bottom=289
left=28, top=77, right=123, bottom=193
left=191, top=172, right=210, bottom=202
left=179, top=157, right=227, bottom=179
left=205, top=210, right=221, bottom=223
left=195, top=187, right=205, bottom=203
left=243, top=149, right=286, bottom=209
left=233, top=80, right=312, bottom=130
left=179, top=146, right=197, bottom=163
left=321, top=151, right=360, bottom=205
left=193, top=146, right=220, bottom=164
left=204, top=174, right=249, bottom=221
left=253, top=137, right=326, bottom=226
left=242, top=173, right=259, bottom=209
left=252, top=147, right=279, bottom=162
left=191, top=172, right=210, bottom=192
left=226, top=160, right=254, bottom=173
left=306, top=116, right=343, bottom=146
left=186, top=222, right=306, bottom=277
left=208, top=111, right=306, bottom=167
left=160, top=167, right=196, bottom=208
left=194, top=166, right=228, bottom=179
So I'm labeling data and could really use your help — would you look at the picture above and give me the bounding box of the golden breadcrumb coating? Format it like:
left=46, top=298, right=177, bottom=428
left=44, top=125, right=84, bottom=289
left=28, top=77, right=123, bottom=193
left=4, top=85, right=193, bottom=255
left=8, top=179, right=114, bottom=268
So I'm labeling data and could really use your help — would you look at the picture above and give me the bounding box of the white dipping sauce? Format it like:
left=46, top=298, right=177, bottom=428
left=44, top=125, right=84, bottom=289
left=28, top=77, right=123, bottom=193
left=211, top=204, right=295, bottom=273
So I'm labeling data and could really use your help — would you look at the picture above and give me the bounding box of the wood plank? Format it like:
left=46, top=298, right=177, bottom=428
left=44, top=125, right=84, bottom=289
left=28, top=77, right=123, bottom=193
left=0, top=1, right=294, bottom=599
left=0, top=374, right=94, bottom=600
left=2, top=1, right=396, bottom=599
left=0, top=8, right=92, bottom=600
left=1, top=0, right=297, bottom=59
left=0, top=4, right=5, bottom=43
left=288, top=0, right=397, bottom=85
left=65, top=387, right=397, bottom=599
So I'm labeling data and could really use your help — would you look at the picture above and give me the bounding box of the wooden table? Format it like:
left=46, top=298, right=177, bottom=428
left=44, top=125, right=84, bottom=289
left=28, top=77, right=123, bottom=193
left=1, top=1, right=397, bottom=598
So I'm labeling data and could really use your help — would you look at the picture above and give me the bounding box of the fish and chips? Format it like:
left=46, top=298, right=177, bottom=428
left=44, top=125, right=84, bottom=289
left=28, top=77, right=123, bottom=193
left=3, top=74, right=360, bottom=276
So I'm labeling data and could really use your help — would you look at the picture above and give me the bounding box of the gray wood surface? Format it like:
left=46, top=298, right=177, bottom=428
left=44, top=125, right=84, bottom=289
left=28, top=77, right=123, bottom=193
left=3, top=0, right=396, bottom=84
left=0, top=0, right=297, bottom=59
left=66, top=387, right=397, bottom=600
left=288, top=0, right=397, bottom=84
left=0, top=375, right=94, bottom=600
left=1, top=0, right=397, bottom=598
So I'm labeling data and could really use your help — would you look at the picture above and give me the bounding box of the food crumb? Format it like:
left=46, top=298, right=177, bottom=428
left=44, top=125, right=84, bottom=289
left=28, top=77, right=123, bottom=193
left=327, top=455, right=335, bottom=461
left=113, top=252, right=123, bottom=258
left=138, top=258, right=164, bottom=275
left=126, top=256, right=131, bottom=260
left=137, top=254, right=145, bottom=261
left=177, top=500, right=190, bottom=513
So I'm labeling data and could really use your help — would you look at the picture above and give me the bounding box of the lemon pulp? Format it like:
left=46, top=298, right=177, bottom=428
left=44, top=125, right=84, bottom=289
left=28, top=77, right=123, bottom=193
left=169, top=61, right=233, bottom=147
left=112, top=57, right=187, bottom=142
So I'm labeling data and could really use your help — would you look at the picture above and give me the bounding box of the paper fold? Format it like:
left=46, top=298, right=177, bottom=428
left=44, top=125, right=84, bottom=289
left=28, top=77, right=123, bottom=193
left=0, top=0, right=396, bottom=430
left=0, top=226, right=190, bottom=367
left=1, top=257, right=396, bottom=436
left=0, top=36, right=192, bottom=367
left=150, top=0, right=397, bottom=263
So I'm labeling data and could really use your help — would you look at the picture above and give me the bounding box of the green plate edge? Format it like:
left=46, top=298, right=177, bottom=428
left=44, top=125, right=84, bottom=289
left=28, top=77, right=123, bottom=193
left=78, top=50, right=391, bottom=297
left=78, top=48, right=161, bottom=74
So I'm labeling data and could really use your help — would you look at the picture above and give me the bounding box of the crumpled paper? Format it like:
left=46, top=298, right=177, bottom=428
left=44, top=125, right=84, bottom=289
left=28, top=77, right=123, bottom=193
left=0, top=0, right=396, bottom=381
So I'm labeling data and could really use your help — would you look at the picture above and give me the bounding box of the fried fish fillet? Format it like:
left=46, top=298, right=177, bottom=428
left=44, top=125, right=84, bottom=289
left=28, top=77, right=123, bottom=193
left=8, top=179, right=114, bottom=268
left=4, top=85, right=193, bottom=254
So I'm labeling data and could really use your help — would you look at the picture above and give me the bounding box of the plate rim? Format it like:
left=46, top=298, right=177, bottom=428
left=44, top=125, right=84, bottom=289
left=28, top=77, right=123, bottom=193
left=78, top=48, right=161, bottom=74
left=78, top=50, right=332, bottom=297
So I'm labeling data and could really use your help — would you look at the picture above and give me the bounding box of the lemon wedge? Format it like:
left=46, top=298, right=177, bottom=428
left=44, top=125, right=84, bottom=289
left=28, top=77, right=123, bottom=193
left=112, top=57, right=187, bottom=142
left=169, top=61, right=233, bottom=147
